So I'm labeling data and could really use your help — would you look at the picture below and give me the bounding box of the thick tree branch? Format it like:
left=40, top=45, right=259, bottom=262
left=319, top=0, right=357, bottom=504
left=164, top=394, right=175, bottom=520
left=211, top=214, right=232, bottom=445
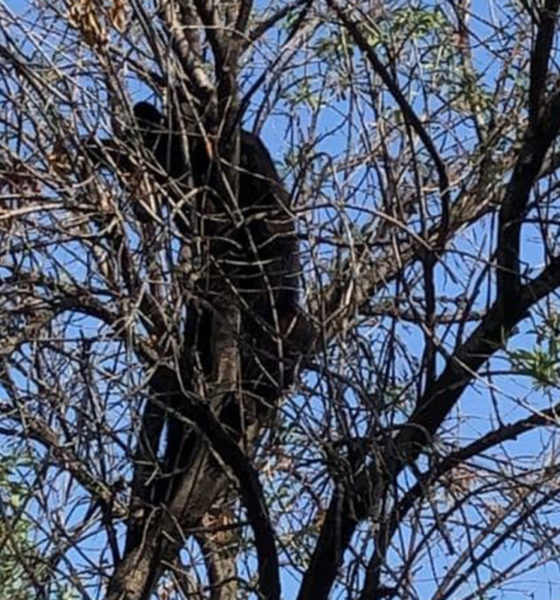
left=528, top=1, right=560, bottom=125
left=361, top=393, right=560, bottom=599
left=160, top=1, right=216, bottom=104
left=234, top=0, right=253, bottom=38
left=295, top=489, right=358, bottom=600
left=497, top=84, right=560, bottom=309
left=396, top=252, right=560, bottom=462
left=191, top=0, right=227, bottom=73
left=112, top=366, right=280, bottom=600
left=168, top=384, right=281, bottom=600
left=299, top=248, right=560, bottom=600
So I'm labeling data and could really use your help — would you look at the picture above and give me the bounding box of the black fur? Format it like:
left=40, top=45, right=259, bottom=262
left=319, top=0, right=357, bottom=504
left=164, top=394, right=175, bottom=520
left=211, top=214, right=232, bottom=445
left=131, top=101, right=301, bottom=371
left=86, top=100, right=304, bottom=502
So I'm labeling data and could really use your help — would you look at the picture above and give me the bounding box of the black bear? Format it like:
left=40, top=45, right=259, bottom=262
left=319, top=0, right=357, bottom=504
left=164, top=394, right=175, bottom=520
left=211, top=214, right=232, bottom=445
left=131, top=101, right=302, bottom=396
left=84, top=100, right=305, bottom=502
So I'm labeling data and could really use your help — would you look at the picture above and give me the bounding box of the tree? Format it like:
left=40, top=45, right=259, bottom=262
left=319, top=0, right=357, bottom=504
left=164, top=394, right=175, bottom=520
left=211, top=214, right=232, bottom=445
left=0, top=453, right=37, bottom=600
left=2, top=0, right=560, bottom=598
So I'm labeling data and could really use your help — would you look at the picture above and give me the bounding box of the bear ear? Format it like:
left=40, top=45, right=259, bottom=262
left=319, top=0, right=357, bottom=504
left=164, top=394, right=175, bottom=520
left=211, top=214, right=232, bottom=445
left=133, top=102, right=163, bottom=125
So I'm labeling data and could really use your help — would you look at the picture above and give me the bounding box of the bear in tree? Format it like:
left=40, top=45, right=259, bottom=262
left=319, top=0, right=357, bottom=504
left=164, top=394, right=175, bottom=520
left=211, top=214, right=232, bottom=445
left=84, top=100, right=307, bottom=482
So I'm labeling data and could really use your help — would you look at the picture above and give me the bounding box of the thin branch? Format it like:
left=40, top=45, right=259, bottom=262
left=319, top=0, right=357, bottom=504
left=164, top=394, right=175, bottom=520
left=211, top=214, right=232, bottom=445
left=245, top=0, right=311, bottom=50
left=298, top=249, right=560, bottom=600
left=361, top=394, right=560, bottom=598
left=327, top=0, right=450, bottom=237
